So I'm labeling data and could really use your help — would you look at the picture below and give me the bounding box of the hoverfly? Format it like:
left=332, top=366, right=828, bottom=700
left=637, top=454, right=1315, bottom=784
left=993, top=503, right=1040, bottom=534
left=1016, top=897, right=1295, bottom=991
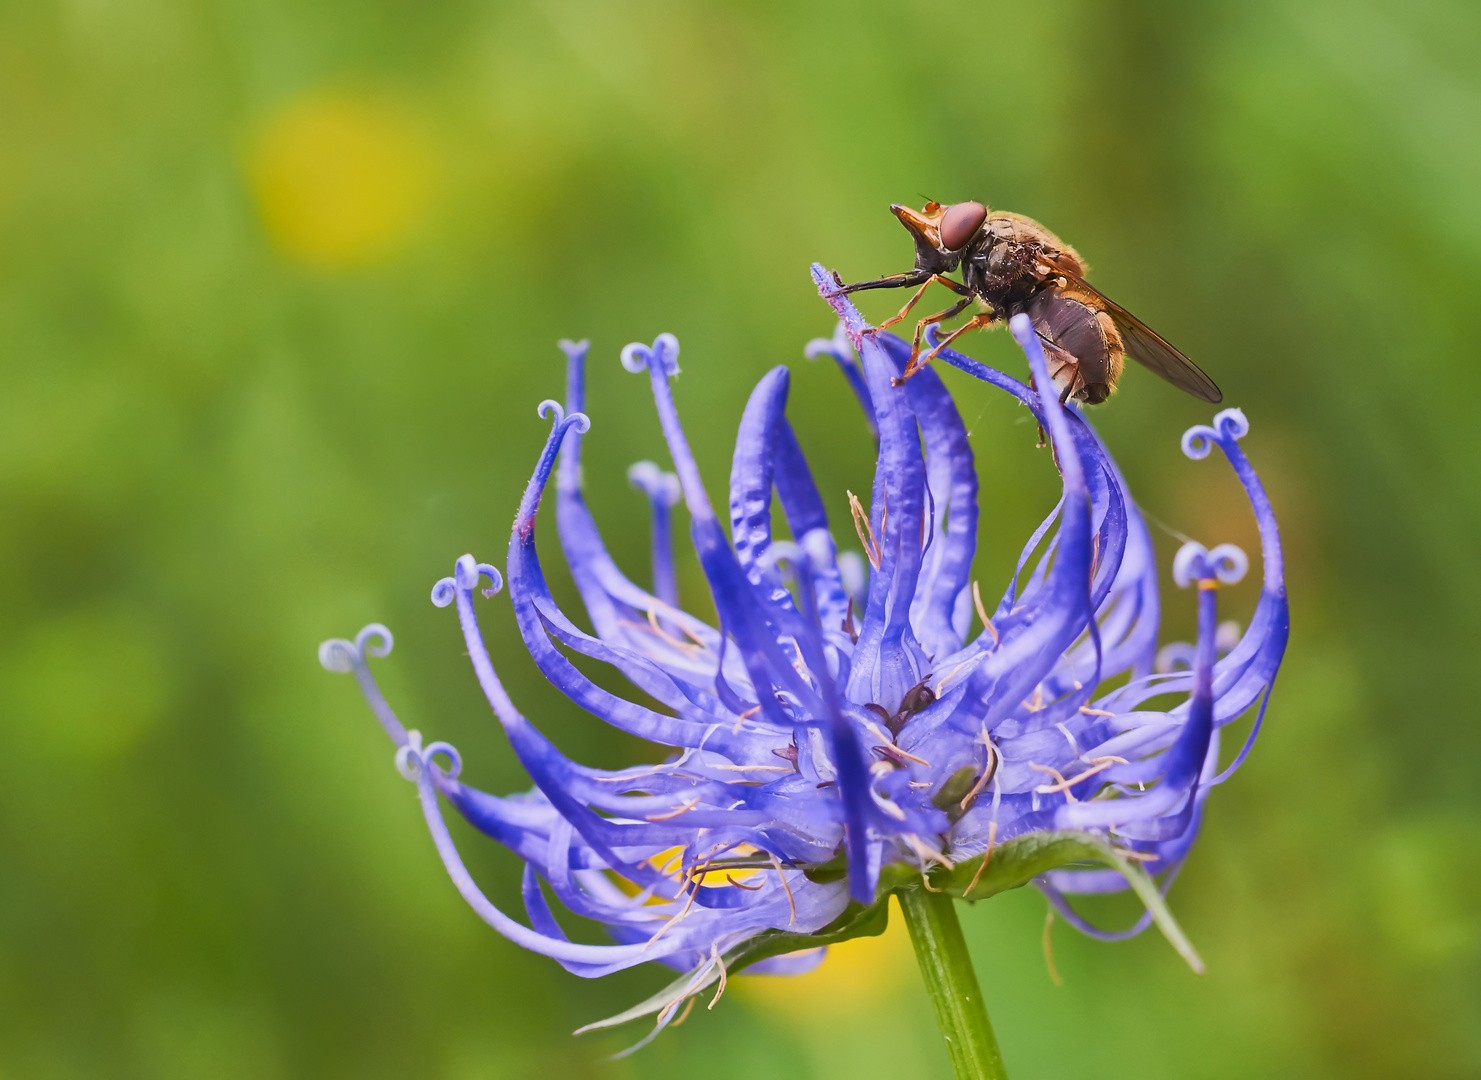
left=829, top=200, right=1221, bottom=404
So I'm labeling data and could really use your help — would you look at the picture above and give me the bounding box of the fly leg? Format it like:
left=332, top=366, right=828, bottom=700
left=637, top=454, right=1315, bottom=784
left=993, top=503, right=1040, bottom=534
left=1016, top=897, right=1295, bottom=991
left=896, top=312, right=997, bottom=383
left=828, top=268, right=933, bottom=295
left=876, top=274, right=971, bottom=331
left=891, top=296, right=974, bottom=381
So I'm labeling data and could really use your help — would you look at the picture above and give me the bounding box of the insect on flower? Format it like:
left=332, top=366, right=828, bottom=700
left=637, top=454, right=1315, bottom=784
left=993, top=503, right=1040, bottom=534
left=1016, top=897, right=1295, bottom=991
left=830, top=200, right=1222, bottom=403
left=320, top=266, right=1286, bottom=1052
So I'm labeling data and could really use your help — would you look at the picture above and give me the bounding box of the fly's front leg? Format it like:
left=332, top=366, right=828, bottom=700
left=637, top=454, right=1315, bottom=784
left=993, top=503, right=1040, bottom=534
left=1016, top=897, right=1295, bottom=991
left=828, top=268, right=932, bottom=296
left=876, top=274, right=971, bottom=332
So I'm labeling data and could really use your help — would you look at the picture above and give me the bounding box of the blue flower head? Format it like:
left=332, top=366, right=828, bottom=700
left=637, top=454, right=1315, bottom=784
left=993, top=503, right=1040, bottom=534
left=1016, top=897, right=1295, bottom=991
left=321, top=266, right=1288, bottom=1043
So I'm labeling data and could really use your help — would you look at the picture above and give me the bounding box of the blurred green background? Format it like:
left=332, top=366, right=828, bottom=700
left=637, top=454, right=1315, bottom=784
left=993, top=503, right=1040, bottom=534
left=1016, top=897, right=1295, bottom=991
left=3, top=0, right=1479, bottom=1076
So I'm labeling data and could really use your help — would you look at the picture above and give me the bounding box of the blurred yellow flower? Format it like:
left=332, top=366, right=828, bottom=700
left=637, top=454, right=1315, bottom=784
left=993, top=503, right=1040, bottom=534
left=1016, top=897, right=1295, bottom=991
left=738, top=896, right=916, bottom=1021
left=248, top=92, right=434, bottom=269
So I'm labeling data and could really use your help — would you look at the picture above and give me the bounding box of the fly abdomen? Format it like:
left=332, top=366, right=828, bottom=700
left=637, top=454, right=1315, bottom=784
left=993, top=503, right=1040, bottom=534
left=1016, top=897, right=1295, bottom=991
left=1027, top=289, right=1124, bottom=404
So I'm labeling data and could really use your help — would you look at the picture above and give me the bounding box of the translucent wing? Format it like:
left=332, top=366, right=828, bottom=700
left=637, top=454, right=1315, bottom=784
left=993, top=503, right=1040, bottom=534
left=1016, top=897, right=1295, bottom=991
left=1056, top=272, right=1222, bottom=403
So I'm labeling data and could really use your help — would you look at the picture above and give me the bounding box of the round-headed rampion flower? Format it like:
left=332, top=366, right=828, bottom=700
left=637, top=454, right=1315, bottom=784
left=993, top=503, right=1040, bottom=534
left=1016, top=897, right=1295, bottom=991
left=320, top=266, right=1287, bottom=1041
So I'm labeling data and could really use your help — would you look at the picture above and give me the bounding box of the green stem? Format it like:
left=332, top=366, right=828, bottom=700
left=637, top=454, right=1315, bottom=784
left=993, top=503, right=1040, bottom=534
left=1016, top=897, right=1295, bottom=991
left=897, top=885, right=1007, bottom=1080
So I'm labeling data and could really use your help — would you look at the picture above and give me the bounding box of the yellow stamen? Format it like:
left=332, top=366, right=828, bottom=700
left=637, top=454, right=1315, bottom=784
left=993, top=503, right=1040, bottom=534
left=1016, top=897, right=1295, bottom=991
left=646, top=797, right=700, bottom=822
left=669, top=995, right=697, bottom=1027
left=960, top=734, right=998, bottom=810
left=707, top=947, right=729, bottom=1010
left=972, top=580, right=999, bottom=646
left=905, top=833, right=955, bottom=870
left=646, top=604, right=700, bottom=654
left=847, top=490, right=882, bottom=569
left=1043, top=907, right=1063, bottom=986
left=769, top=851, right=796, bottom=925
left=731, top=703, right=762, bottom=734
left=964, top=820, right=998, bottom=898
left=1028, top=762, right=1076, bottom=801
left=1031, top=756, right=1130, bottom=799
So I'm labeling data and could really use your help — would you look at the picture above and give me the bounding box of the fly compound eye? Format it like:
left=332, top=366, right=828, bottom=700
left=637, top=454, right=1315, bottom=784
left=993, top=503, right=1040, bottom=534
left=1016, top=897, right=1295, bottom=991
left=939, top=201, right=987, bottom=250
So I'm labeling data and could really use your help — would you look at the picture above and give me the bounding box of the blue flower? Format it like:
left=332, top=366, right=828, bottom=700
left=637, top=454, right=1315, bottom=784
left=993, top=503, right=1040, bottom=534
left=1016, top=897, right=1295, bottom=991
left=321, top=266, right=1288, bottom=1039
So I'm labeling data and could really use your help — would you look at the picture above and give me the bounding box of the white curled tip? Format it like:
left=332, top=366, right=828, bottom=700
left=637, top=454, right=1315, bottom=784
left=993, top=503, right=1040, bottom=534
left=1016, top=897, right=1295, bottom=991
left=1180, top=425, right=1218, bottom=460
left=395, top=729, right=424, bottom=780
left=627, top=461, right=681, bottom=507
left=436, top=558, right=502, bottom=605
left=1182, top=408, right=1249, bottom=459
left=454, top=554, right=504, bottom=596
left=837, top=550, right=867, bottom=602
left=621, top=334, right=681, bottom=376
left=1172, top=542, right=1209, bottom=589
left=423, top=739, right=463, bottom=780
left=537, top=399, right=591, bottom=434
left=804, top=320, right=854, bottom=363
left=392, top=730, right=463, bottom=784
left=652, top=333, right=680, bottom=375
left=557, top=338, right=590, bottom=361
left=322, top=623, right=393, bottom=669
left=1213, top=408, right=1250, bottom=440
left=620, top=342, right=650, bottom=373
left=1206, top=543, right=1249, bottom=585
left=762, top=540, right=806, bottom=573
left=799, top=527, right=836, bottom=567
left=318, top=637, right=358, bottom=673
left=1155, top=642, right=1196, bottom=673
left=356, top=623, right=394, bottom=658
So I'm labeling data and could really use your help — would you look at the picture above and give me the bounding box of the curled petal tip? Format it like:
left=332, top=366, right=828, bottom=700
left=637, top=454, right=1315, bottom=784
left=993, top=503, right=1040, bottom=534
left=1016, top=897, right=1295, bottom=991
left=627, top=461, right=681, bottom=506
left=1174, top=540, right=1249, bottom=588
left=1172, top=542, right=1208, bottom=588
left=1155, top=642, right=1197, bottom=673
left=431, top=578, right=457, bottom=608
left=761, top=539, right=805, bottom=573
left=318, top=638, right=357, bottom=673
left=394, top=729, right=423, bottom=780
left=452, top=555, right=503, bottom=595
left=355, top=623, right=393, bottom=658
left=621, top=335, right=681, bottom=376
left=538, top=399, right=591, bottom=435
left=619, top=342, right=649, bottom=373
left=424, top=740, right=463, bottom=780
left=1206, top=544, right=1249, bottom=585
left=1182, top=409, right=1249, bottom=460
left=1213, top=408, right=1250, bottom=440
left=799, top=527, right=835, bottom=566
left=393, top=731, right=463, bottom=782
left=836, top=549, right=867, bottom=602
left=557, top=339, right=590, bottom=362
left=455, top=554, right=482, bottom=590
left=653, top=333, right=680, bottom=374
left=476, top=563, right=504, bottom=597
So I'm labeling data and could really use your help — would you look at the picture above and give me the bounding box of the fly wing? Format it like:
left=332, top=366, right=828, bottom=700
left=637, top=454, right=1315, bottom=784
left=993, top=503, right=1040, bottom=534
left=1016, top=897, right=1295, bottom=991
left=1054, top=272, right=1222, bottom=403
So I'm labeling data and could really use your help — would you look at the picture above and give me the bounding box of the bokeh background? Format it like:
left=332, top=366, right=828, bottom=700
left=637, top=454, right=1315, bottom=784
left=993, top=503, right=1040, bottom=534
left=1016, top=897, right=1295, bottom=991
left=3, top=0, right=1479, bottom=1076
